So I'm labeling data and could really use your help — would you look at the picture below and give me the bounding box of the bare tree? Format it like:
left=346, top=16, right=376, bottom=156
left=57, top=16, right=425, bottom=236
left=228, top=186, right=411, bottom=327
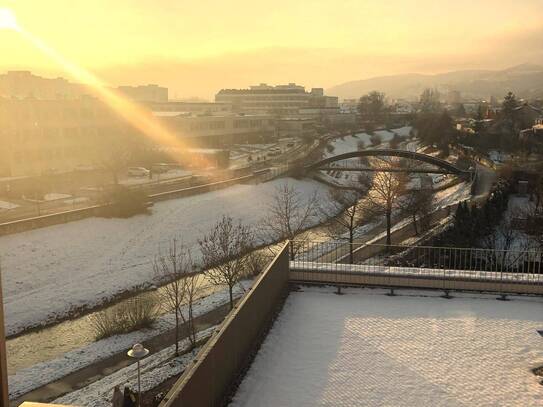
left=198, top=215, right=253, bottom=310
left=481, top=212, right=537, bottom=270
left=262, top=182, right=319, bottom=260
left=154, top=239, right=201, bottom=354
left=363, top=158, right=408, bottom=245
left=321, top=188, right=366, bottom=263
left=403, top=187, right=433, bottom=236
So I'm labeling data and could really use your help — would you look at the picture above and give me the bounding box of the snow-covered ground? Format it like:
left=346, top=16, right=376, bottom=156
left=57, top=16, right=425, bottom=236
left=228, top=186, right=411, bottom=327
left=0, top=200, right=19, bottom=210
left=54, top=327, right=215, bottom=407
left=0, top=178, right=326, bottom=336
left=231, top=286, right=543, bottom=406
left=325, top=127, right=412, bottom=158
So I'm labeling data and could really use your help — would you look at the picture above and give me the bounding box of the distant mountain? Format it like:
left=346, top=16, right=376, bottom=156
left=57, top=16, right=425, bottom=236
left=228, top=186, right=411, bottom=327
left=327, top=64, right=543, bottom=101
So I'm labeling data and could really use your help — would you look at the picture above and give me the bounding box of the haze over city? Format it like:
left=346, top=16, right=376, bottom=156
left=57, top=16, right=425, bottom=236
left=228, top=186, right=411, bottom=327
left=2, top=1, right=543, bottom=407
left=2, top=0, right=543, bottom=98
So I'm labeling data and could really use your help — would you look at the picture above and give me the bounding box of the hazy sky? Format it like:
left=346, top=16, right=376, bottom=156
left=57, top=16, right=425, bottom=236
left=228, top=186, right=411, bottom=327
left=1, top=0, right=543, bottom=99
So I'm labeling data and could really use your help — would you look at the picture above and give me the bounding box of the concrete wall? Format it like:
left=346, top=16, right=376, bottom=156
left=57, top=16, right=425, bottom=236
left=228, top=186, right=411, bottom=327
left=159, top=244, right=290, bottom=407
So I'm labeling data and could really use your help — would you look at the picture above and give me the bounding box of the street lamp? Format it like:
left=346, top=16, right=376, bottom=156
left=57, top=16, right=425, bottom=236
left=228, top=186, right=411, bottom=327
left=128, top=343, right=149, bottom=407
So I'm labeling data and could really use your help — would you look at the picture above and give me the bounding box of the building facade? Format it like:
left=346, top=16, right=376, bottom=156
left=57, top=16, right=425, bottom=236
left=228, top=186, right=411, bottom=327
left=215, top=83, right=338, bottom=116
left=0, top=97, right=131, bottom=177
left=154, top=112, right=277, bottom=147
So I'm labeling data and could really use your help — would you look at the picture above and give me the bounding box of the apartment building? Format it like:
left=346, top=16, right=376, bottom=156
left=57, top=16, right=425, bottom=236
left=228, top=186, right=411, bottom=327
left=0, top=71, right=86, bottom=99
left=215, top=83, right=338, bottom=116
left=0, top=97, right=132, bottom=177
left=145, top=101, right=233, bottom=114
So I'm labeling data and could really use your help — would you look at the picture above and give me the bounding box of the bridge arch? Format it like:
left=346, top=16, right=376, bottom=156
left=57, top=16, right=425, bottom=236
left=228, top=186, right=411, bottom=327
left=306, top=149, right=471, bottom=176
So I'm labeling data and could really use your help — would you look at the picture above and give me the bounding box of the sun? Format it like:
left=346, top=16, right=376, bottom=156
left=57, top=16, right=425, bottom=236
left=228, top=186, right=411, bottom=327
left=0, top=8, right=19, bottom=31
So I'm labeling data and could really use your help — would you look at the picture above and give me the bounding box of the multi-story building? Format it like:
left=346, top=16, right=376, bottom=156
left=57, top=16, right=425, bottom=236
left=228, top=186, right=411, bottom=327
left=145, top=101, right=233, bottom=114
left=215, top=83, right=338, bottom=116
left=0, top=71, right=86, bottom=99
left=153, top=111, right=277, bottom=147
left=0, top=97, right=131, bottom=177
left=276, top=117, right=316, bottom=139
left=0, top=96, right=278, bottom=178
left=117, top=84, right=168, bottom=103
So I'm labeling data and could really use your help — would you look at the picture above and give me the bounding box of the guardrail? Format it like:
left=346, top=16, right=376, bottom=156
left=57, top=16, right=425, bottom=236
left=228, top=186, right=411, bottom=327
left=289, top=241, right=543, bottom=295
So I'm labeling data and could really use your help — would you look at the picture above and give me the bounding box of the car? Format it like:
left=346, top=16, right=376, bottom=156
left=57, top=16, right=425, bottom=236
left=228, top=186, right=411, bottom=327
left=127, top=167, right=150, bottom=177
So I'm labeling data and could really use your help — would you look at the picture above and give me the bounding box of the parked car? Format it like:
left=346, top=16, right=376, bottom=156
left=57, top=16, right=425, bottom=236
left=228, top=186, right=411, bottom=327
left=127, top=167, right=150, bottom=177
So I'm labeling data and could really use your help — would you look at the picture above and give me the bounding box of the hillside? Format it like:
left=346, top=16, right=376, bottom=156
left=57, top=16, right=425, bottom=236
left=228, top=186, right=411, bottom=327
left=327, top=64, right=543, bottom=100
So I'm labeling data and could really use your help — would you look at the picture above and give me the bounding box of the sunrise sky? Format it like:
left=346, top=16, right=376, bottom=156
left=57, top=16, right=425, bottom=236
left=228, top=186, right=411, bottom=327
left=1, top=0, right=543, bottom=99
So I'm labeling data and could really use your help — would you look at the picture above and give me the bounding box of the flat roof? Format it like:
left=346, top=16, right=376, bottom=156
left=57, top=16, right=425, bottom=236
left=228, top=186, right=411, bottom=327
left=231, top=286, right=543, bottom=406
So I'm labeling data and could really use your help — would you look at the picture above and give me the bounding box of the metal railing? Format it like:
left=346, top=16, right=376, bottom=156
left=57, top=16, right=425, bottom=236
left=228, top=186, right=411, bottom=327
left=289, top=240, right=543, bottom=286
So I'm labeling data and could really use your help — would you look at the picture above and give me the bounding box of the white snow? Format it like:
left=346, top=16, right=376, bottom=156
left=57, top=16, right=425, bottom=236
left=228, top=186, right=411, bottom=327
left=54, top=327, right=216, bottom=407
left=0, top=178, right=326, bottom=336
left=231, top=286, right=543, bottom=407
left=0, top=200, right=18, bottom=210
left=325, top=127, right=412, bottom=158
left=43, top=193, right=72, bottom=201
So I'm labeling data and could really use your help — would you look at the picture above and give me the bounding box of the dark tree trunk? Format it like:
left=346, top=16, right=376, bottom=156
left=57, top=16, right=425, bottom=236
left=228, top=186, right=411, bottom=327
left=386, top=210, right=392, bottom=246
left=229, top=285, right=234, bottom=310
left=174, top=309, right=179, bottom=356
left=349, top=231, right=354, bottom=264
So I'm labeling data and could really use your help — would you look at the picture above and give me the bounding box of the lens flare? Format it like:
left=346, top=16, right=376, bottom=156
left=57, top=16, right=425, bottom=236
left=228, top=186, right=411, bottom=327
left=0, top=8, right=19, bottom=31
left=9, top=16, right=211, bottom=166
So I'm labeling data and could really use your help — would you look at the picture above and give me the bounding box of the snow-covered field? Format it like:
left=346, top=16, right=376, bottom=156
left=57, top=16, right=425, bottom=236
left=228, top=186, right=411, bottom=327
left=231, top=286, right=543, bottom=406
left=325, top=127, right=412, bottom=158
left=0, top=178, right=326, bottom=336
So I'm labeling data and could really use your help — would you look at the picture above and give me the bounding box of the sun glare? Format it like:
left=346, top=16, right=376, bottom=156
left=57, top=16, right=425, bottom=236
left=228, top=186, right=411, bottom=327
left=0, top=8, right=19, bottom=31
left=11, top=20, right=211, bottom=166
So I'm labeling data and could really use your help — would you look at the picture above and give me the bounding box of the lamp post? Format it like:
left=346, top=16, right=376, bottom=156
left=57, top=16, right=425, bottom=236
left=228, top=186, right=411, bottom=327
left=128, top=343, right=149, bottom=407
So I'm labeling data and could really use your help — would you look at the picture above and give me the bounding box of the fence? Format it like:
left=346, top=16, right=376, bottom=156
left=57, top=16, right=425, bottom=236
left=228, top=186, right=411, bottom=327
left=289, top=240, right=543, bottom=295
left=159, top=243, right=290, bottom=407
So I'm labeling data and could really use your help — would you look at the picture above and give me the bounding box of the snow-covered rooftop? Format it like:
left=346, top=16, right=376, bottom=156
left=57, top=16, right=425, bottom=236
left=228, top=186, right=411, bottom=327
left=231, top=287, right=543, bottom=406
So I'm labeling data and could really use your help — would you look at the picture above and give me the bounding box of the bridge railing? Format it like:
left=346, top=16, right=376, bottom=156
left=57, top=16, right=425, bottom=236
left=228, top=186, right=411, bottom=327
left=289, top=240, right=543, bottom=285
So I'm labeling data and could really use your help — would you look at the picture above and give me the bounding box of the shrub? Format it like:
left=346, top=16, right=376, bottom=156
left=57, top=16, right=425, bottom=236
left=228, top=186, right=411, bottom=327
left=89, top=293, right=160, bottom=339
left=370, top=133, right=382, bottom=146
left=245, top=250, right=272, bottom=276
left=101, top=185, right=151, bottom=218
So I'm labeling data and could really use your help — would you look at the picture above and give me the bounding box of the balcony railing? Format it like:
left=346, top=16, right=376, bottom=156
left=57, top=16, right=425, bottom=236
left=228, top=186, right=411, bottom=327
left=289, top=240, right=543, bottom=285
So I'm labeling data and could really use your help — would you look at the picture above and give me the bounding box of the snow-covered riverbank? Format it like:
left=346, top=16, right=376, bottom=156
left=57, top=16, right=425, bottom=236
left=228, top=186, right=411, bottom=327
left=0, top=178, right=327, bottom=337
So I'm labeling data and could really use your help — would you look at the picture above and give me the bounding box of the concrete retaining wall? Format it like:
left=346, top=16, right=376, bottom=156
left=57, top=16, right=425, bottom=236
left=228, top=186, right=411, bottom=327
left=159, top=244, right=290, bottom=407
